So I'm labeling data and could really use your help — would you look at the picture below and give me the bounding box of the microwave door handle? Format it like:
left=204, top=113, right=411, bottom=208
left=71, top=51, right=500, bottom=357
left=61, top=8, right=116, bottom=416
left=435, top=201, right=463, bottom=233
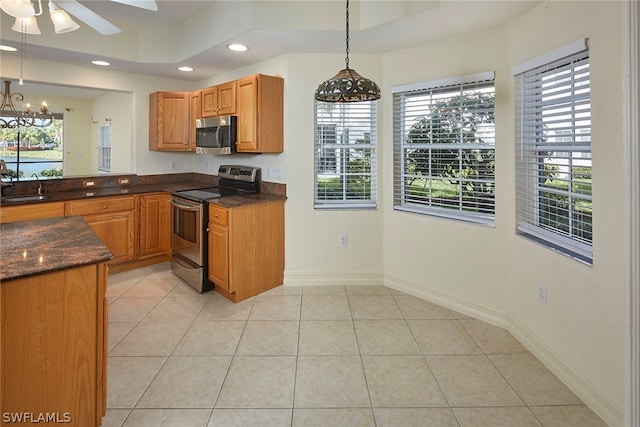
left=216, top=125, right=221, bottom=147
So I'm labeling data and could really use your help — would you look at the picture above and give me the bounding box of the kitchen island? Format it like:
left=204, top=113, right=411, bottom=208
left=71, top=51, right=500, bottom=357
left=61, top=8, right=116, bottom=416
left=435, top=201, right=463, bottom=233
left=1, top=216, right=113, bottom=426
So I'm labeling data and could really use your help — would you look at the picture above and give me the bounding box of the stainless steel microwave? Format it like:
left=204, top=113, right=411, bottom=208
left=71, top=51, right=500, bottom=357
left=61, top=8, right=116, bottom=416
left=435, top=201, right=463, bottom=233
left=195, top=115, right=237, bottom=155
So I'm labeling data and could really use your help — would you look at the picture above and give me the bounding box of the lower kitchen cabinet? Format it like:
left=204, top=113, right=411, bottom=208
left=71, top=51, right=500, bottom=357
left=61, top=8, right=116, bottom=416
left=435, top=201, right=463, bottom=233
left=1, top=263, right=108, bottom=426
left=138, top=192, right=171, bottom=260
left=0, top=201, right=65, bottom=223
left=208, top=199, right=284, bottom=302
left=65, top=196, right=136, bottom=265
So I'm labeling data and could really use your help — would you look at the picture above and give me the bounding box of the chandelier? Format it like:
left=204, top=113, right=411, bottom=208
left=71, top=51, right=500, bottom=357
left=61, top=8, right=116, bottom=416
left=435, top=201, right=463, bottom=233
left=314, top=0, right=381, bottom=103
left=0, top=80, right=53, bottom=128
left=0, top=0, right=79, bottom=34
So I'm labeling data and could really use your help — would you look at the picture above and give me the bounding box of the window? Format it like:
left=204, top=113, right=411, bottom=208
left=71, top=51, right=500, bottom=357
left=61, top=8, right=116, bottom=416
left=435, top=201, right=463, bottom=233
left=0, top=113, right=63, bottom=179
left=314, top=101, right=377, bottom=209
left=392, top=72, right=496, bottom=224
left=513, top=40, right=592, bottom=263
left=98, top=124, right=111, bottom=172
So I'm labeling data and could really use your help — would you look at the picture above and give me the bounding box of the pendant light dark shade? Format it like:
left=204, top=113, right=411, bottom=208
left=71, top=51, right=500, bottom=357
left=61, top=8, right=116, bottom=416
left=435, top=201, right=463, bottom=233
left=314, top=0, right=381, bottom=103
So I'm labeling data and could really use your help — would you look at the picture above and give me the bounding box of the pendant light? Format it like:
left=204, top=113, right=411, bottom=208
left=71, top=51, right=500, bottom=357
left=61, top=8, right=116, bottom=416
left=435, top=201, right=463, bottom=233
left=314, top=0, right=381, bottom=102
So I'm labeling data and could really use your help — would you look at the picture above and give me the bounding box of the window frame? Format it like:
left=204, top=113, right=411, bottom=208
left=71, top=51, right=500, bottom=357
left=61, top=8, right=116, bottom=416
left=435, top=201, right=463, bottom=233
left=98, top=123, right=111, bottom=173
left=392, top=71, right=496, bottom=225
left=513, top=39, right=593, bottom=264
left=313, top=100, right=378, bottom=210
left=0, top=112, right=64, bottom=179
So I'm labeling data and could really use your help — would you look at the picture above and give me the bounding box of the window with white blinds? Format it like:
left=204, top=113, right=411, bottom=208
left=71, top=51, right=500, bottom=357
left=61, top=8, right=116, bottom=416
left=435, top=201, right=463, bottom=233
left=98, top=124, right=111, bottom=172
left=514, top=45, right=592, bottom=263
left=314, top=101, right=377, bottom=209
left=392, top=72, right=496, bottom=224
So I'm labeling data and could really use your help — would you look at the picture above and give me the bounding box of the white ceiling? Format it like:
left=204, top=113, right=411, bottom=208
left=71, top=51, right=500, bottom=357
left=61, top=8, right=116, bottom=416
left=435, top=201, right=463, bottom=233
left=0, top=0, right=539, bottom=82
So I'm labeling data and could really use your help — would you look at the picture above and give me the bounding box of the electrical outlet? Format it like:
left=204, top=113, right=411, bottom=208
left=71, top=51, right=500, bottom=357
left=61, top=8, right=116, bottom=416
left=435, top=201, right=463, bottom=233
left=169, top=161, right=176, bottom=171
left=205, top=161, right=210, bottom=171
left=537, top=284, right=547, bottom=305
left=184, top=161, right=191, bottom=170
left=338, top=234, right=348, bottom=247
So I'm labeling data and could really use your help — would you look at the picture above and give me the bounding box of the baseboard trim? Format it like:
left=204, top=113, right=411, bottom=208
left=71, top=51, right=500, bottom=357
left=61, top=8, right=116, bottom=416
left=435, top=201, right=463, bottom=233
left=508, top=314, right=623, bottom=427
left=283, top=271, right=383, bottom=287
left=383, top=272, right=509, bottom=328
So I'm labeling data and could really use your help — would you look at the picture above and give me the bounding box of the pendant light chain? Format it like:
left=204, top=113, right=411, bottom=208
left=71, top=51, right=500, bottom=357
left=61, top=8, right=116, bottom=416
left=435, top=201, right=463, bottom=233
left=345, top=0, right=350, bottom=69
left=313, top=0, right=381, bottom=102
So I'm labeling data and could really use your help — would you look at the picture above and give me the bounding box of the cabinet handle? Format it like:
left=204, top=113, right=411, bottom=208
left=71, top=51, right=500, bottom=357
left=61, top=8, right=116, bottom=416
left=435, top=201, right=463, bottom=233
left=103, top=204, right=109, bottom=209
left=214, top=214, right=219, bottom=218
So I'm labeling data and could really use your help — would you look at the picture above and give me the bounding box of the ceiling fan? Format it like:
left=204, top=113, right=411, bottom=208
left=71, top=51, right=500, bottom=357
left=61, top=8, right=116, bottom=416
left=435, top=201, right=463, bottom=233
left=0, top=0, right=158, bottom=35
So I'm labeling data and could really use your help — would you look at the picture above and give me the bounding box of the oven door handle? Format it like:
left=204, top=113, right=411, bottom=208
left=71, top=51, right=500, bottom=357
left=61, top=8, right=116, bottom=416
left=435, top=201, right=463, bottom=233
left=170, top=199, right=202, bottom=211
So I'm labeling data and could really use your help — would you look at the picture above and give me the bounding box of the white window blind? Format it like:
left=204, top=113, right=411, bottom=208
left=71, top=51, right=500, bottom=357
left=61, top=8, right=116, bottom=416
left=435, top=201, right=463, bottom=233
left=314, top=101, right=377, bottom=209
left=98, top=124, right=111, bottom=172
left=515, top=47, right=592, bottom=263
left=392, top=73, right=495, bottom=224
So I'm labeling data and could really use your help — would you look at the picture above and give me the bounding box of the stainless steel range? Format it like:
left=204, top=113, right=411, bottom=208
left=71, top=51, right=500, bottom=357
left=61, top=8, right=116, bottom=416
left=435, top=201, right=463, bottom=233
left=170, top=165, right=260, bottom=292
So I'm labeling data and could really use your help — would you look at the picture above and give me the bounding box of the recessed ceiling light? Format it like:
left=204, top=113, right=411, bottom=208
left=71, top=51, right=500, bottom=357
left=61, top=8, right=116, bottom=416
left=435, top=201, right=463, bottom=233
left=91, top=60, right=110, bottom=66
left=227, top=44, right=248, bottom=52
left=0, top=45, right=17, bottom=52
left=177, top=66, right=194, bottom=72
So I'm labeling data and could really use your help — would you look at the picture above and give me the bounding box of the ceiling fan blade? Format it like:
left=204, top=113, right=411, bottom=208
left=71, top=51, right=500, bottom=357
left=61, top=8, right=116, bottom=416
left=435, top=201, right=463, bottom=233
left=55, top=0, right=122, bottom=35
left=109, top=0, right=158, bottom=11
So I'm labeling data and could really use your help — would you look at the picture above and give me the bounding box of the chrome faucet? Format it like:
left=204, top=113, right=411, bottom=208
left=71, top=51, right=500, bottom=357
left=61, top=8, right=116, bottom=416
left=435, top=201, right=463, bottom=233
left=31, top=173, right=42, bottom=195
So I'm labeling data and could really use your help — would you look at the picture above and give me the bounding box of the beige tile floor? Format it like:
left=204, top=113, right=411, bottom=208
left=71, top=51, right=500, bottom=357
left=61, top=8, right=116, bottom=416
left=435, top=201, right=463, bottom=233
left=102, top=262, right=608, bottom=427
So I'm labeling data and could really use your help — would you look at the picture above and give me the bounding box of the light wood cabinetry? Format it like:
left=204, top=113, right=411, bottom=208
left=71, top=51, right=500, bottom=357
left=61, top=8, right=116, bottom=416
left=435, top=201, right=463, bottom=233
left=66, top=196, right=136, bottom=265
left=0, top=201, right=65, bottom=223
left=208, top=200, right=285, bottom=302
left=190, top=90, right=202, bottom=150
left=138, top=192, right=171, bottom=260
left=236, top=74, right=284, bottom=153
left=149, top=91, right=191, bottom=151
left=202, top=81, right=236, bottom=117
left=1, top=263, right=108, bottom=426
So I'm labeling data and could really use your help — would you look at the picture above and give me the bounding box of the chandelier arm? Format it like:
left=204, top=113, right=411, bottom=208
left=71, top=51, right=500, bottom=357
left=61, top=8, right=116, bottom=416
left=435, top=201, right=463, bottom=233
left=34, top=0, right=44, bottom=16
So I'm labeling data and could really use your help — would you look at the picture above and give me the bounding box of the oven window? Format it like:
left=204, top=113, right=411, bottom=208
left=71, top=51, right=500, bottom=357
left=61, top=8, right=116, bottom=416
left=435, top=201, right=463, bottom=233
left=173, top=205, right=198, bottom=243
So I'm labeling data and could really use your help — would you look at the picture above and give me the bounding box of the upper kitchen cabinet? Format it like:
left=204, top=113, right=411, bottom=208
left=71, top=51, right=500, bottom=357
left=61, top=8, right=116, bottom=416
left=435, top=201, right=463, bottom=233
left=236, top=74, right=284, bottom=153
left=190, top=90, right=202, bottom=150
left=202, top=81, right=236, bottom=117
left=149, top=91, right=192, bottom=151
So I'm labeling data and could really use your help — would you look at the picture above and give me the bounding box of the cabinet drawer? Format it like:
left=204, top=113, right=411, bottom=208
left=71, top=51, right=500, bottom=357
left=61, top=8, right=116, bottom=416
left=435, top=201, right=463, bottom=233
left=0, top=202, right=65, bottom=224
left=209, top=205, right=228, bottom=227
left=65, top=196, right=136, bottom=216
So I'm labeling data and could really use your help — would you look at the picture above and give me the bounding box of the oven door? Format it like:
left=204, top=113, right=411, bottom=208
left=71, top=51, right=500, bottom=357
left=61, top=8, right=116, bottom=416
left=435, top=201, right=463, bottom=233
left=171, top=195, right=203, bottom=266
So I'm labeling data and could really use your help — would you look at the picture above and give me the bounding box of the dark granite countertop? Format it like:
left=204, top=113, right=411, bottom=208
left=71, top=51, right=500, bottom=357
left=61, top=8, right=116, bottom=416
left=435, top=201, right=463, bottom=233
left=0, top=216, right=113, bottom=282
left=209, top=192, right=286, bottom=207
left=0, top=175, right=286, bottom=207
left=0, top=181, right=212, bottom=206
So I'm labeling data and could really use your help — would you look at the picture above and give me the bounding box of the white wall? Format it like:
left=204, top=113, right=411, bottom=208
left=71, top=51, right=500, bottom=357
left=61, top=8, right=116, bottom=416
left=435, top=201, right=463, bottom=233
left=381, top=2, right=626, bottom=425
left=90, top=91, right=133, bottom=175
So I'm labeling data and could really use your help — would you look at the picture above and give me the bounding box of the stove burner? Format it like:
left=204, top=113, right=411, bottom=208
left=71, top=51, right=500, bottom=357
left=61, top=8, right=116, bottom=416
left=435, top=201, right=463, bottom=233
left=176, top=188, right=221, bottom=201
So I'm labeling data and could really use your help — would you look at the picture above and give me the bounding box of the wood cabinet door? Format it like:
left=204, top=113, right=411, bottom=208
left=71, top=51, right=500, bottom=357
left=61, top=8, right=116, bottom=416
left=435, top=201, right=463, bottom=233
left=189, top=90, right=201, bottom=150
left=84, top=210, right=135, bottom=265
left=208, top=224, right=229, bottom=292
left=1, top=264, right=103, bottom=427
left=217, top=81, right=237, bottom=116
left=201, top=86, right=217, bottom=117
left=149, top=92, right=190, bottom=151
left=139, top=193, right=170, bottom=259
left=236, top=75, right=258, bottom=152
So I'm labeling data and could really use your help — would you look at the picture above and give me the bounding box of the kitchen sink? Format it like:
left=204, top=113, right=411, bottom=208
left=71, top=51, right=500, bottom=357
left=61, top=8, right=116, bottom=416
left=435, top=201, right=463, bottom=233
left=1, top=195, right=48, bottom=203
